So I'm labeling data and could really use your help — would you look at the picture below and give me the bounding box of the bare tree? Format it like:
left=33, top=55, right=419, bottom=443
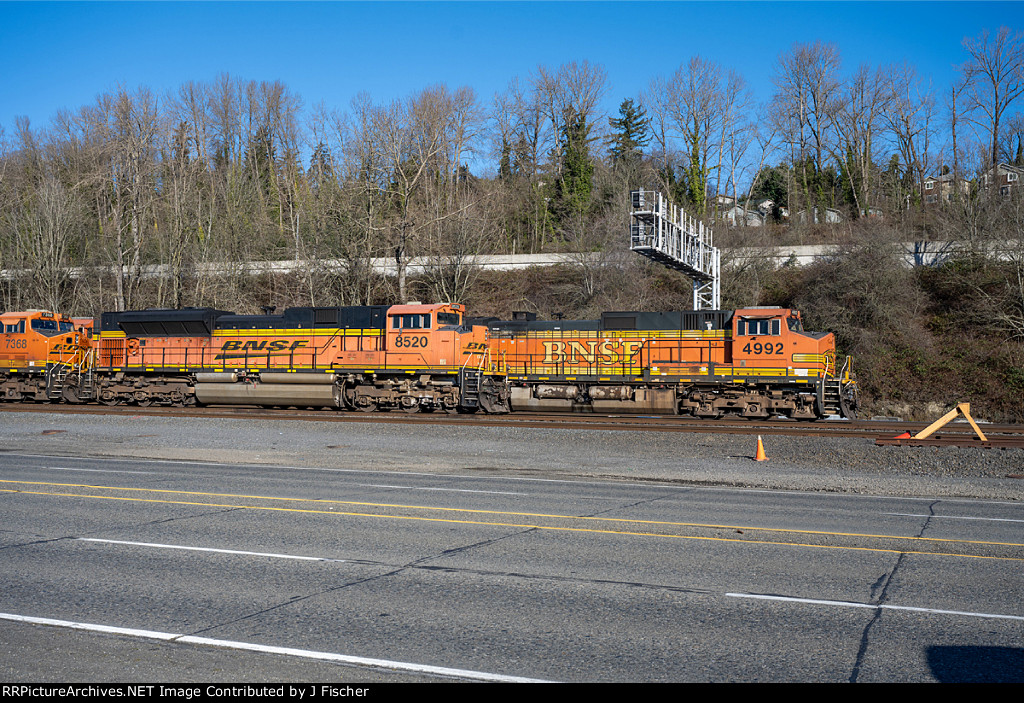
left=0, top=124, right=10, bottom=309
left=336, top=91, right=387, bottom=304
left=489, top=77, right=552, bottom=253
left=960, top=27, right=1024, bottom=168
left=833, top=64, right=891, bottom=217
left=668, top=56, right=724, bottom=216
left=363, top=85, right=482, bottom=303
left=421, top=204, right=488, bottom=304
left=15, top=176, right=80, bottom=313
left=772, top=42, right=843, bottom=216
left=373, top=91, right=442, bottom=302
left=89, top=87, right=161, bottom=311
left=641, top=75, right=677, bottom=196
left=1002, top=111, right=1024, bottom=164
left=494, top=76, right=546, bottom=182
left=715, top=70, right=753, bottom=220
left=742, top=107, right=781, bottom=215
left=533, top=61, right=609, bottom=175
left=884, top=63, right=936, bottom=209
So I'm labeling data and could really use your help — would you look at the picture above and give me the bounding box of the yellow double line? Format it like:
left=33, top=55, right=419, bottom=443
left=2, top=478, right=1023, bottom=561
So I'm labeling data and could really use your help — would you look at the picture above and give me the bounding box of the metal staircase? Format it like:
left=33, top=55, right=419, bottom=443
left=629, top=189, right=721, bottom=310
left=45, top=363, right=69, bottom=401
left=459, top=369, right=482, bottom=410
left=45, top=351, right=95, bottom=403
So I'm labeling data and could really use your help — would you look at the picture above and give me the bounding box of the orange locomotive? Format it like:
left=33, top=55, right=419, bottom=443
left=1, top=303, right=857, bottom=419
left=0, top=310, right=93, bottom=402
left=89, top=302, right=509, bottom=412
left=482, top=307, right=856, bottom=419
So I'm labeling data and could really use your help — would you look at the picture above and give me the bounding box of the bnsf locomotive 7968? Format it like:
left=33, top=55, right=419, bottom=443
left=0, top=302, right=857, bottom=419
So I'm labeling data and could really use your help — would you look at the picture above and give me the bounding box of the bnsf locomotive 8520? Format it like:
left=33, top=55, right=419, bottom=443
left=0, top=302, right=857, bottom=419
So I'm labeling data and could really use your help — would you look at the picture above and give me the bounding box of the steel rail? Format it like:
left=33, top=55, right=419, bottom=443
left=3, top=403, right=1023, bottom=444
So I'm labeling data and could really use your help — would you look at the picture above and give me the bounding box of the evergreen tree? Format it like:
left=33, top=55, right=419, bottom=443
left=751, top=164, right=788, bottom=206
left=607, top=98, right=650, bottom=167
left=659, top=161, right=690, bottom=212
left=498, top=137, right=513, bottom=182
left=685, top=124, right=706, bottom=214
left=552, top=107, right=594, bottom=222
left=308, top=142, right=334, bottom=192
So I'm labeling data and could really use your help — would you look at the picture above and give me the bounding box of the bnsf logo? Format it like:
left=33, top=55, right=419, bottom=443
left=542, top=340, right=644, bottom=365
left=220, top=340, right=308, bottom=352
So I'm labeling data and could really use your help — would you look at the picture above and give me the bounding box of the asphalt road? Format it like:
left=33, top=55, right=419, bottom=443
left=2, top=437, right=1022, bottom=683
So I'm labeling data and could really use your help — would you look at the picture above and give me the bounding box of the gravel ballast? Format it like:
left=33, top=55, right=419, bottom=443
left=2, top=410, right=1021, bottom=500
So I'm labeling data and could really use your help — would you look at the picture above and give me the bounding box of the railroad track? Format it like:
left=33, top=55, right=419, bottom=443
left=4, top=403, right=1024, bottom=446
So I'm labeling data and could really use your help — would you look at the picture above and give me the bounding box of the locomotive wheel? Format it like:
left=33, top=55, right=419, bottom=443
left=400, top=399, right=420, bottom=414
left=356, top=399, right=376, bottom=413
left=99, top=395, right=120, bottom=406
left=61, top=378, right=81, bottom=404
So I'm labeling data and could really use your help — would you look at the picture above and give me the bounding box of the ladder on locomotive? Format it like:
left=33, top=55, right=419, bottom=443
left=819, top=357, right=856, bottom=419
left=459, top=369, right=482, bottom=409
left=458, top=344, right=501, bottom=410
left=45, top=350, right=95, bottom=402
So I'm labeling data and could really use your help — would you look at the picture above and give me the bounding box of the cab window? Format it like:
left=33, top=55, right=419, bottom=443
left=4, top=320, right=26, bottom=334
left=31, top=318, right=62, bottom=336
left=391, top=314, right=431, bottom=330
left=437, top=312, right=461, bottom=326
left=738, top=318, right=781, bottom=336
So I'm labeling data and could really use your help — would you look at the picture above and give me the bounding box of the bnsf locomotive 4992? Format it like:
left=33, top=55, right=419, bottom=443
left=0, top=302, right=858, bottom=419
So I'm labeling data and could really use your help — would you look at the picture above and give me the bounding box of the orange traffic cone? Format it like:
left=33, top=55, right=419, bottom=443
left=893, top=431, right=912, bottom=439
left=754, top=435, right=768, bottom=462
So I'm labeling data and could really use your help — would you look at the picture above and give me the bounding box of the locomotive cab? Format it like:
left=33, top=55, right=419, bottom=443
left=1, top=310, right=92, bottom=402
left=386, top=303, right=464, bottom=369
left=1, top=310, right=88, bottom=370
left=732, top=307, right=835, bottom=377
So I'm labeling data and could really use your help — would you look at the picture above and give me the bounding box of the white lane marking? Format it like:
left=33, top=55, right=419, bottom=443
left=727, top=593, right=1024, bottom=622
left=0, top=613, right=179, bottom=641
left=0, top=612, right=552, bottom=683
left=67, top=538, right=1024, bottom=624
left=884, top=512, right=1024, bottom=524
left=45, top=467, right=158, bottom=475
left=77, top=539, right=345, bottom=563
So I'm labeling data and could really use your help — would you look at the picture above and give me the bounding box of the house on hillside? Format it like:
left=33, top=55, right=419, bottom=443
left=980, top=163, right=1024, bottom=198
left=721, top=205, right=764, bottom=227
left=922, top=173, right=969, bottom=205
left=794, top=206, right=843, bottom=224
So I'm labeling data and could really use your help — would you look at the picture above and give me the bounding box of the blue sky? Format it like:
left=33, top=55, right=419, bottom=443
left=2, top=1, right=1022, bottom=164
